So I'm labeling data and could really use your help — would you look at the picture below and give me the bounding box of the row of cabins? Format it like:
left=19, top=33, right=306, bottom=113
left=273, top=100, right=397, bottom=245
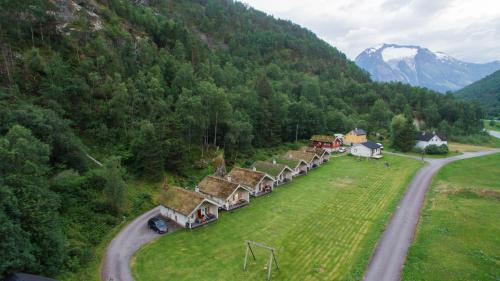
left=157, top=147, right=331, bottom=229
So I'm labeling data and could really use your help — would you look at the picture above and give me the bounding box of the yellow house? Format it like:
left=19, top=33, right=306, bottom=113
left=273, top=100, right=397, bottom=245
left=345, top=128, right=367, bottom=145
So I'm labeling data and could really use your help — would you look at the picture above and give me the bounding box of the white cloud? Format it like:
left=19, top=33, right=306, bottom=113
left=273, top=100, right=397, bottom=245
left=243, top=0, right=500, bottom=63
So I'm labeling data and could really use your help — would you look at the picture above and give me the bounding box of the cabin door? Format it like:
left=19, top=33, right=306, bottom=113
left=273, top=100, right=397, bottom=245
left=197, top=209, right=202, bottom=218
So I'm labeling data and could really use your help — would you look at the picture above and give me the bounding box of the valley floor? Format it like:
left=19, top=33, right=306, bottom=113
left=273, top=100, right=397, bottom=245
left=402, top=153, right=500, bottom=281
left=132, top=155, right=422, bottom=281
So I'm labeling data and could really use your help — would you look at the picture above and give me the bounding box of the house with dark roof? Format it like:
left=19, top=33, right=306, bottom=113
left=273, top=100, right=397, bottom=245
left=227, top=167, right=275, bottom=197
left=345, top=128, right=367, bottom=145
left=351, top=141, right=383, bottom=158
left=274, top=157, right=309, bottom=177
left=252, top=160, right=293, bottom=186
left=196, top=176, right=252, bottom=211
left=415, top=132, right=448, bottom=149
left=285, top=150, right=321, bottom=169
left=158, top=186, right=220, bottom=228
left=310, top=135, right=342, bottom=152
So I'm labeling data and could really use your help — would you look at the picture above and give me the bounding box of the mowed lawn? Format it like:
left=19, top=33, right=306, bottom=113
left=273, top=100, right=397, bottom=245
left=403, top=153, right=500, bottom=281
left=132, top=155, right=421, bottom=281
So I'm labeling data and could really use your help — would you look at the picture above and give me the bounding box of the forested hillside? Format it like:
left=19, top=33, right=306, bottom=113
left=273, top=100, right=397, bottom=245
left=0, top=0, right=486, bottom=278
left=455, top=70, right=500, bottom=118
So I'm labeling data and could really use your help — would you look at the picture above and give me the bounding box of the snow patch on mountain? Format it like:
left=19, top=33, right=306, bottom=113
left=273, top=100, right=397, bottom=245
left=381, top=46, right=418, bottom=62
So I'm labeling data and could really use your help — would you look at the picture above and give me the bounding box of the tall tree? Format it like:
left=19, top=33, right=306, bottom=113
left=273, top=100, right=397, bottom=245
left=390, top=115, right=416, bottom=152
left=103, top=157, right=127, bottom=214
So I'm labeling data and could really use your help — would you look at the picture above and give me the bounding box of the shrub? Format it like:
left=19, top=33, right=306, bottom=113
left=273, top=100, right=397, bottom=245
left=425, top=144, right=449, bottom=155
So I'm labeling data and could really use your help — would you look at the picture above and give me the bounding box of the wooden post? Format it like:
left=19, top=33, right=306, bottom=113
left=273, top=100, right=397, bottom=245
left=243, top=245, right=249, bottom=271
left=267, top=252, right=273, bottom=281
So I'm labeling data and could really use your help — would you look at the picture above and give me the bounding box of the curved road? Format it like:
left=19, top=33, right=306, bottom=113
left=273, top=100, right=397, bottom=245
left=101, top=206, right=163, bottom=281
left=363, top=149, right=499, bottom=281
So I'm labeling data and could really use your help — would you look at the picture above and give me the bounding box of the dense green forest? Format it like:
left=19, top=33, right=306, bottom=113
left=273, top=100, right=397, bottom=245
left=0, top=0, right=486, bottom=278
left=455, top=70, right=500, bottom=118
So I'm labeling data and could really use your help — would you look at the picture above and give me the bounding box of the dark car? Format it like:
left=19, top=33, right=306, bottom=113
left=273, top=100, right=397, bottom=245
left=5, top=273, right=58, bottom=281
left=148, top=217, right=168, bottom=234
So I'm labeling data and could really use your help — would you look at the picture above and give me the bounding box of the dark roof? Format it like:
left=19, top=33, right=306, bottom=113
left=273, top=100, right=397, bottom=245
left=360, top=141, right=382, bottom=149
left=5, top=273, right=58, bottom=281
left=416, top=132, right=447, bottom=141
left=349, top=128, right=366, bottom=136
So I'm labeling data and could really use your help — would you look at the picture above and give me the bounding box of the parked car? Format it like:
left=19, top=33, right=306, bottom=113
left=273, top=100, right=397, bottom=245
left=5, top=273, right=58, bottom=281
left=148, top=217, right=168, bottom=234
left=338, top=147, right=346, bottom=153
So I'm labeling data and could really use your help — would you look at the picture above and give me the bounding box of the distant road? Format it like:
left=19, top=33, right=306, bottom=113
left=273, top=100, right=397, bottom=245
left=363, top=149, right=499, bottom=281
left=489, top=130, right=500, bottom=139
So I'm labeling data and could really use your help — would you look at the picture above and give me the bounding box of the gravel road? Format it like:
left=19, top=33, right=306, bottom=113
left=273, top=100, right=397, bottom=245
left=363, top=150, right=498, bottom=281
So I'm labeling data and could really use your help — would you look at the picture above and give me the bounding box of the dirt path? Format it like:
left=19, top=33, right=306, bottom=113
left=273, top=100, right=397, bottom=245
left=101, top=206, right=175, bottom=281
left=363, top=150, right=499, bottom=281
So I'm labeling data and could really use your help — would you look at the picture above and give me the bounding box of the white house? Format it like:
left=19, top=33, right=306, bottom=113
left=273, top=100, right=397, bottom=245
left=158, top=186, right=220, bottom=229
left=251, top=160, right=294, bottom=186
left=196, top=176, right=251, bottom=211
left=274, top=157, right=309, bottom=176
left=351, top=141, right=383, bottom=158
left=285, top=150, right=322, bottom=169
left=415, top=132, right=448, bottom=149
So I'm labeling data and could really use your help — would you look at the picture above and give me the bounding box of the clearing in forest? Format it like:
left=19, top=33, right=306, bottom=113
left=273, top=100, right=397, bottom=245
left=132, top=155, right=421, bottom=281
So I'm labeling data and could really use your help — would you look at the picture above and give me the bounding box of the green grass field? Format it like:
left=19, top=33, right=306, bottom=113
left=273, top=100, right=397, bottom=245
left=484, top=120, right=500, bottom=132
left=403, top=153, right=500, bottom=281
left=132, top=155, right=422, bottom=281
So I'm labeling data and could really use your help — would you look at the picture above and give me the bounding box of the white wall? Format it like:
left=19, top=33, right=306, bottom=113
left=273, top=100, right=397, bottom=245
left=415, top=137, right=447, bottom=149
left=160, top=205, right=189, bottom=228
left=351, top=145, right=372, bottom=158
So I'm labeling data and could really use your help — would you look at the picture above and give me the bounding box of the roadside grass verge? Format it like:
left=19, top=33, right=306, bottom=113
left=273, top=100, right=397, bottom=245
left=403, top=153, right=500, bottom=281
left=132, top=155, right=422, bottom=281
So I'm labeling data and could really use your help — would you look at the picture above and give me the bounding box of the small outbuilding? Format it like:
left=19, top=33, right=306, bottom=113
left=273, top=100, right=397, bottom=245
left=274, top=157, right=309, bottom=176
left=227, top=167, right=275, bottom=197
left=415, top=132, right=448, bottom=149
left=251, top=160, right=294, bottom=186
left=285, top=150, right=321, bottom=169
left=351, top=141, right=383, bottom=158
left=196, top=176, right=251, bottom=211
left=345, top=128, right=367, bottom=145
left=158, top=186, right=220, bottom=229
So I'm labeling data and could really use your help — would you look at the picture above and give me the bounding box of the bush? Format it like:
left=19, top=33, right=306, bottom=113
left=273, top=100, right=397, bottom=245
left=425, top=144, right=449, bottom=155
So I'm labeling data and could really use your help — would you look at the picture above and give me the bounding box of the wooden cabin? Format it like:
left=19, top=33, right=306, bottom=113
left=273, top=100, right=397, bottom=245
left=285, top=150, right=321, bottom=169
left=345, top=128, right=367, bottom=145
left=158, top=186, right=220, bottom=229
left=274, top=157, right=309, bottom=176
left=251, top=160, right=293, bottom=186
left=302, top=147, right=331, bottom=163
left=196, top=176, right=251, bottom=211
left=227, top=167, right=275, bottom=197
left=310, top=135, right=342, bottom=152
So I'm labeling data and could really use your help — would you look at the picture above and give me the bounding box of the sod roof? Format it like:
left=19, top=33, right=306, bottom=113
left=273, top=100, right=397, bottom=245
left=228, top=167, right=272, bottom=187
left=251, top=161, right=291, bottom=178
left=301, top=146, right=330, bottom=157
left=157, top=186, right=208, bottom=216
left=198, top=176, right=242, bottom=199
left=310, top=135, right=336, bottom=142
left=285, top=150, right=319, bottom=163
left=274, top=157, right=304, bottom=169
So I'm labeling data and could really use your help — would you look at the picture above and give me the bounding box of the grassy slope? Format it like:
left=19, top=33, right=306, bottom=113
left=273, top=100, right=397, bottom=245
left=132, top=155, right=421, bottom=281
left=403, top=153, right=500, bottom=281
left=484, top=120, right=500, bottom=132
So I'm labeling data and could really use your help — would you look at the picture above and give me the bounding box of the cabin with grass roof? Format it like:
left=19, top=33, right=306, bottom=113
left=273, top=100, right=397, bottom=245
left=302, top=147, right=331, bottom=163
left=285, top=150, right=321, bottom=169
left=251, top=160, right=293, bottom=186
left=158, top=186, right=220, bottom=229
left=274, top=157, right=309, bottom=177
left=310, top=135, right=342, bottom=152
left=196, top=176, right=251, bottom=211
left=227, top=167, right=275, bottom=197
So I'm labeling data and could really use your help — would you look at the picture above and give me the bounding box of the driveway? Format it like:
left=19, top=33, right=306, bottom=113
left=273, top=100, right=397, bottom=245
left=489, top=130, right=500, bottom=139
left=101, top=206, right=179, bottom=281
left=363, top=149, right=499, bottom=281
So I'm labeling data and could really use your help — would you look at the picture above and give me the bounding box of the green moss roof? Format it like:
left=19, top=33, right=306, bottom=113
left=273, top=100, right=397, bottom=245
left=251, top=161, right=289, bottom=178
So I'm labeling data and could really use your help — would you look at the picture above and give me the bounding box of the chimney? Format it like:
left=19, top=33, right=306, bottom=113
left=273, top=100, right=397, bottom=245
left=422, top=132, right=425, bottom=136
left=195, top=186, right=200, bottom=192
left=432, top=130, right=436, bottom=135
left=226, top=175, right=232, bottom=182
left=272, top=159, right=276, bottom=165
left=252, top=167, right=256, bottom=171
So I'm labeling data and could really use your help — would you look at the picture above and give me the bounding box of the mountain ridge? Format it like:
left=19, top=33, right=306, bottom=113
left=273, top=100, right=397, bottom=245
left=355, top=43, right=500, bottom=93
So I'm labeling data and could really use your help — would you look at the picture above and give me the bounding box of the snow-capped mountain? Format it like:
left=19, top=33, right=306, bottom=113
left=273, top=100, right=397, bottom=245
left=355, top=43, right=500, bottom=93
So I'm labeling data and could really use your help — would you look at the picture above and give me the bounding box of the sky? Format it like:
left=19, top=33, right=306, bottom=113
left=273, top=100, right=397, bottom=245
left=243, top=0, right=500, bottom=63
